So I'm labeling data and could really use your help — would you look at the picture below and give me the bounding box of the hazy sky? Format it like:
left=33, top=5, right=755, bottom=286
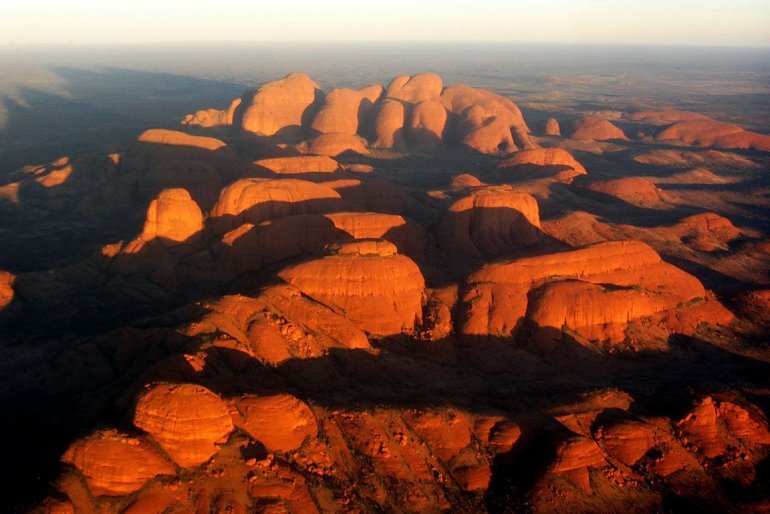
left=1, top=0, right=769, bottom=47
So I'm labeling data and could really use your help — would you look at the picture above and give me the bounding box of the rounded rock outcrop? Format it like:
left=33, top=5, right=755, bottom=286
left=253, top=155, right=339, bottom=174
left=439, top=185, right=541, bottom=257
left=310, top=87, right=374, bottom=136
left=140, top=188, right=204, bottom=245
left=407, top=100, right=448, bottom=150
left=133, top=383, right=234, bottom=468
left=655, top=120, right=770, bottom=151
left=386, top=73, right=443, bottom=104
left=137, top=129, right=227, bottom=151
left=542, top=118, right=561, bottom=136
left=568, top=117, right=627, bottom=141
left=240, top=73, right=323, bottom=137
left=300, top=133, right=369, bottom=157
left=61, top=429, right=176, bottom=496
left=497, top=147, right=587, bottom=179
left=0, top=271, right=14, bottom=309
left=370, top=99, right=407, bottom=149
left=236, top=394, right=318, bottom=452
left=585, top=177, right=672, bottom=209
left=210, top=178, right=342, bottom=233
left=278, top=239, right=425, bottom=336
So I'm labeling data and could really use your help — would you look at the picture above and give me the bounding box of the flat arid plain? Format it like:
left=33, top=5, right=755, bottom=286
left=1, top=43, right=770, bottom=513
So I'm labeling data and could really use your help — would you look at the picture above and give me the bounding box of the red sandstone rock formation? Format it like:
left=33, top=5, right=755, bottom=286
left=235, top=394, right=318, bottom=452
left=216, top=211, right=426, bottom=274
left=133, top=383, right=234, bottom=467
left=407, top=100, right=448, bottom=150
left=137, top=129, right=227, bottom=151
left=460, top=240, right=730, bottom=346
left=61, top=430, right=175, bottom=496
left=253, top=155, right=340, bottom=174
left=240, top=73, right=323, bottom=137
left=438, top=185, right=541, bottom=257
left=498, top=147, right=587, bottom=179
left=440, top=84, right=534, bottom=153
left=278, top=239, right=425, bottom=336
left=140, top=188, right=203, bottom=245
left=568, top=117, right=627, bottom=141
left=299, top=133, right=369, bottom=156
left=210, top=178, right=343, bottom=233
left=542, top=117, right=561, bottom=136
left=585, top=177, right=673, bottom=209
left=656, top=120, right=770, bottom=151
left=0, top=271, right=14, bottom=309
left=624, top=109, right=712, bottom=124
left=386, top=73, right=443, bottom=104
left=310, top=86, right=382, bottom=135
left=450, top=173, right=484, bottom=190
left=370, top=99, right=407, bottom=149
left=182, top=97, right=242, bottom=128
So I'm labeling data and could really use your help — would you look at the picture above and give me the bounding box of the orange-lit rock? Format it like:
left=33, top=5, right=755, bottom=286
left=61, top=429, right=175, bottom=496
left=584, top=177, right=672, bottom=209
left=137, top=129, right=227, bottom=151
left=300, top=133, right=369, bottom=156
left=310, top=87, right=379, bottom=135
left=461, top=116, right=517, bottom=155
left=254, top=155, right=340, bottom=174
left=140, top=188, right=203, bottom=245
left=440, top=84, right=534, bottom=151
left=624, top=109, right=711, bottom=124
left=717, top=399, right=770, bottom=445
left=450, top=173, right=484, bottom=190
left=370, top=99, right=407, bottom=149
left=133, top=383, right=234, bottom=468
left=217, top=211, right=425, bottom=273
left=210, top=178, right=343, bottom=233
left=594, top=418, right=659, bottom=466
left=542, top=117, right=561, bottom=136
left=0, top=271, right=14, bottom=309
left=672, top=213, right=741, bottom=252
left=438, top=185, right=541, bottom=257
left=568, top=117, right=627, bottom=141
left=497, top=147, right=587, bottom=179
left=182, top=97, right=242, bottom=127
left=236, top=394, right=318, bottom=452
left=461, top=240, right=719, bottom=345
left=656, top=120, right=770, bottom=151
left=527, top=279, right=680, bottom=344
left=240, top=73, right=322, bottom=137
left=386, top=73, right=443, bottom=104
left=548, top=434, right=606, bottom=491
left=677, top=397, right=725, bottom=458
left=278, top=239, right=425, bottom=336
left=407, top=100, right=447, bottom=150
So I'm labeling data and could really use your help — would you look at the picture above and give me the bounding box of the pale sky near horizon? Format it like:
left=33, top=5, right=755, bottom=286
left=1, top=0, right=769, bottom=47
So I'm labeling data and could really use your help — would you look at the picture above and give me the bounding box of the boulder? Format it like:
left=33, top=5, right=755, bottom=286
left=300, top=133, right=369, bottom=156
left=386, top=73, right=443, bottom=104
left=236, top=394, right=318, bottom=452
left=407, top=100, right=447, bottom=150
left=61, top=430, right=175, bottom=496
left=438, top=185, right=541, bottom=257
left=240, top=73, right=323, bottom=137
left=656, top=120, right=770, bottom=151
left=254, top=155, right=340, bottom=174
left=137, top=129, right=227, bottom=151
left=140, top=188, right=204, bottom=245
left=568, top=117, right=627, bottom=141
left=278, top=239, right=425, bottom=336
left=371, top=99, right=408, bottom=149
left=133, top=383, right=234, bottom=468
left=210, top=178, right=343, bottom=233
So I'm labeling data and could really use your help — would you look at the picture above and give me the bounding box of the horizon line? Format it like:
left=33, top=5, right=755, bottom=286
left=2, top=40, right=770, bottom=51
